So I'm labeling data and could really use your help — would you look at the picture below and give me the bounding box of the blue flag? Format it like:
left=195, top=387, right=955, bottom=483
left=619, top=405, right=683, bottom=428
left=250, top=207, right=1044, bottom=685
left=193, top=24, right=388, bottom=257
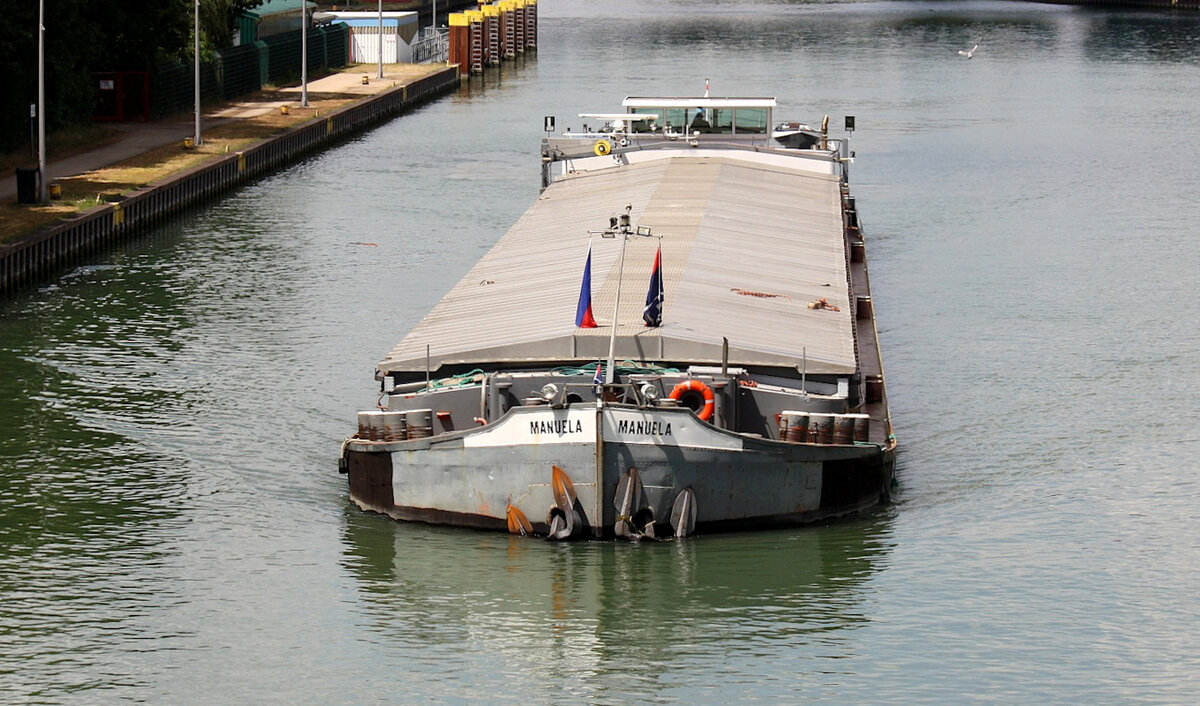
left=642, top=245, right=664, bottom=327
left=575, top=242, right=598, bottom=328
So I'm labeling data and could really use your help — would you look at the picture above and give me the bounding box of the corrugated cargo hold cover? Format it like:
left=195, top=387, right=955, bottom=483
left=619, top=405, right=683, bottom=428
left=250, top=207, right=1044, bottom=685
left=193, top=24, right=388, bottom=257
left=379, top=154, right=856, bottom=376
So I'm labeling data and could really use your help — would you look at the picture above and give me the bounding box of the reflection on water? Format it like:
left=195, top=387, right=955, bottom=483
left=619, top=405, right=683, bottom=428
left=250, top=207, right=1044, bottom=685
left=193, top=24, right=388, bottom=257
left=0, top=233, right=201, bottom=697
left=340, top=509, right=894, bottom=701
left=2, top=0, right=1200, bottom=701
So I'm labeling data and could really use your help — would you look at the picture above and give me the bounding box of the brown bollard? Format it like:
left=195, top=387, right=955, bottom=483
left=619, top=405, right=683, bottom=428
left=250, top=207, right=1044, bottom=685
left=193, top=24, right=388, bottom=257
left=833, top=415, right=856, bottom=445
left=404, top=408, right=433, bottom=439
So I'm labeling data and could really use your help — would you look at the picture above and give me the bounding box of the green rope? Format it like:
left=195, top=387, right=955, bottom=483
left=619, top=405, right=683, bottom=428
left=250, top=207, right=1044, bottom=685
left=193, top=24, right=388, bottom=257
left=419, top=362, right=679, bottom=393
left=549, top=361, right=681, bottom=377
left=423, top=368, right=486, bottom=391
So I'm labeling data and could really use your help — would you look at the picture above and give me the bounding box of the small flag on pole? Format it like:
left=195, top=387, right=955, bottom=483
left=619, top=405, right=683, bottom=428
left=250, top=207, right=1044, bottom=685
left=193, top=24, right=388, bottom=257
left=643, top=244, right=664, bottom=327
left=593, top=362, right=604, bottom=386
left=575, top=241, right=598, bottom=328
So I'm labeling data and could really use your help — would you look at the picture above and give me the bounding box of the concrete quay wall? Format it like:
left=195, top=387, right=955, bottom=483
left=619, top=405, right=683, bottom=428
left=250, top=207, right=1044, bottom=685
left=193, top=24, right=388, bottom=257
left=1, top=66, right=460, bottom=296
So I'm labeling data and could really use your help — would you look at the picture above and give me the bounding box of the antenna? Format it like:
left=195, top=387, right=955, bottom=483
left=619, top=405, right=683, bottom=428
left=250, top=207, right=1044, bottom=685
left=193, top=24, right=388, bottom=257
left=801, top=347, right=807, bottom=397
left=598, top=205, right=653, bottom=386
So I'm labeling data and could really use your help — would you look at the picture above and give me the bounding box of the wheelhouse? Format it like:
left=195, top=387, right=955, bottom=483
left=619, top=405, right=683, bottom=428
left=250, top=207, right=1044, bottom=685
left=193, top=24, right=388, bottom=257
left=622, top=97, right=775, bottom=135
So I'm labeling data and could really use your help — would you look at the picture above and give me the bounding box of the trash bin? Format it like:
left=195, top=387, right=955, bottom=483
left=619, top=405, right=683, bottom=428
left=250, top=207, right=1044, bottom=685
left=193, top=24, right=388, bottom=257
left=15, top=166, right=40, bottom=204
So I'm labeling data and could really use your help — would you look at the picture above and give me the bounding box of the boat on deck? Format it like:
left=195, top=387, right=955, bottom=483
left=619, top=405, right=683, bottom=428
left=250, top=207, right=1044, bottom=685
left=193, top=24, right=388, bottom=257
left=339, top=92, right=896, bottom=540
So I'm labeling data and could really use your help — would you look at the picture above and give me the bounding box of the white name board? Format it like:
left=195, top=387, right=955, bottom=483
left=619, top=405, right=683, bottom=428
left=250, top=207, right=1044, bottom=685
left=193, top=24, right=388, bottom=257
left=463, top=407, right=742, bottom=451
left=463, top=408, right=595, bottom=448
left=603, top=409, right=742, bottom=450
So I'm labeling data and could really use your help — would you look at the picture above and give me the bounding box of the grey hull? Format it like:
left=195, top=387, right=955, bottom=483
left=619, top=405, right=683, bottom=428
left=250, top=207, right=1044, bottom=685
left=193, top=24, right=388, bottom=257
left=344, top=405, right=893, bottom=537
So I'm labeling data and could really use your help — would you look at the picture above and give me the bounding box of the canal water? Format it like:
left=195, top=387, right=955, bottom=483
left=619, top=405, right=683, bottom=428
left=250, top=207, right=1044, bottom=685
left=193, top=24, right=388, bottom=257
left=2, top=1, right=1198, bottom=701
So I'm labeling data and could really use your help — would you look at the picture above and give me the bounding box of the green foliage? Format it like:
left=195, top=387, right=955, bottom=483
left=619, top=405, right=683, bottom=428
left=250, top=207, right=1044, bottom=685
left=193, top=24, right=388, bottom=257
left=0, top=0, right=97, bottom=154
left=0, top=0, right=263, bottom=154
left=204, top=0, right=265, bottom=50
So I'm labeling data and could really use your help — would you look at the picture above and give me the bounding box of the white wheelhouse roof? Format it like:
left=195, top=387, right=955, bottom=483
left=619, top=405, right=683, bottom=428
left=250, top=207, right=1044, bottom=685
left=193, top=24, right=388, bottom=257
left=622, top=97, right=777, bottom=109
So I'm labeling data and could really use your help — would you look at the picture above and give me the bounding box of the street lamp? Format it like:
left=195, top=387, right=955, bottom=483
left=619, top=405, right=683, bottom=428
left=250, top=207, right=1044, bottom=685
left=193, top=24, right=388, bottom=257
left=300, top=0, right=308, bottom=107
left=193, top=0, right=202, bottom=147
left=37, top=0, right=46, bottom=202
left=377, top=0, right=384, bottom=79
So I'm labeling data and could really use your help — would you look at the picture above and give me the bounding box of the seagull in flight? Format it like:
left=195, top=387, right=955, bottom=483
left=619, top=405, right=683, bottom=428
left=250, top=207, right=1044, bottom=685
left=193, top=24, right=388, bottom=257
left=957, top=43, right=979, bottom=59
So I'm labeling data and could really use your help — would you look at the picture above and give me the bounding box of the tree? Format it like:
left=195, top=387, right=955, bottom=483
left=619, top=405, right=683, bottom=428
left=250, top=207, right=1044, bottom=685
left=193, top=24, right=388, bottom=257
left=0, top=0, right=262, bottom=154
left=202, top=0, right=265, bottom=52
left=0, top=0, right=97, bottom=154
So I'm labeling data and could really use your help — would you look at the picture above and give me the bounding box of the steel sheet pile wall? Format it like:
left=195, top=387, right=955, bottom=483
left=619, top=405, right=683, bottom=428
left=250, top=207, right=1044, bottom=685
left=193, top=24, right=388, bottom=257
left=0, top=67, right=459, bottom=295
left=448, top=0, right=537, bottom=75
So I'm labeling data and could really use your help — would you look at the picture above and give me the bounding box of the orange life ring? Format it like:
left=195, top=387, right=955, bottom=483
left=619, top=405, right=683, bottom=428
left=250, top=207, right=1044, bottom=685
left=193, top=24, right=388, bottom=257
left=669, top=380, right=715, bottom=421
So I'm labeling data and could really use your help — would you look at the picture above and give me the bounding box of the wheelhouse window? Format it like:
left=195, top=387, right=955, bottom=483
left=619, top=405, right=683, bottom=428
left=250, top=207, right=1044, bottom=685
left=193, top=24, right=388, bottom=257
left=629, top=106, right=691, bottom=133
left=732, top=107, right=768, bottom=134
left=626, top=103, right=772, bottom=135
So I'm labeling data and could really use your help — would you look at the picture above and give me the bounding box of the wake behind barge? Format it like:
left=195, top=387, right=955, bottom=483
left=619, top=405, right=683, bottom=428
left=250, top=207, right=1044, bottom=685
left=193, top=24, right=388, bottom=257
left=340, top=94, right=895, bottom=540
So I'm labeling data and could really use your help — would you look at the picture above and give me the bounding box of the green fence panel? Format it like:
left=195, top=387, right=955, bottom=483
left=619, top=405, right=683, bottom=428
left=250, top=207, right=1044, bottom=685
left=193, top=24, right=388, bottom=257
left=261, top=32, right=301, bottom=84
left=219, top=44, right=262, bottom=99
left=150, top=61, right=189, bottom=118
left=321, top=23, right=349, bottom=68
left=254, top=40, right=269, bottom=85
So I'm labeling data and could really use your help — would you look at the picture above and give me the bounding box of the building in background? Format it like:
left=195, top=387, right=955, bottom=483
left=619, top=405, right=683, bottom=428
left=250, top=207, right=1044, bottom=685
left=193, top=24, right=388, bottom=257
left=315, top=12, right=419, bottom=64
left=236, top=0, right=319, bottom=45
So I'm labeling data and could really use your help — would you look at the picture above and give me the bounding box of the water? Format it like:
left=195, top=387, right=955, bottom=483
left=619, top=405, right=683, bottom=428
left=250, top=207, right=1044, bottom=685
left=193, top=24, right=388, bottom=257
left=3, top=1, right=1199, bottom=701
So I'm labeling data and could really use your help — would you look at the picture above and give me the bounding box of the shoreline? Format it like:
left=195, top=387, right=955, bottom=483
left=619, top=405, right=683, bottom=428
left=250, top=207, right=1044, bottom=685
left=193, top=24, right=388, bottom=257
left=1, top=65, right=460, bottom=297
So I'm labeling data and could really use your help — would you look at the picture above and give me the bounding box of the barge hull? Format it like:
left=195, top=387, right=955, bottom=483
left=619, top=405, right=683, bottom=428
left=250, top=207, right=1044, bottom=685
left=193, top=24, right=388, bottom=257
left=345, top=406, right=893, bottom=537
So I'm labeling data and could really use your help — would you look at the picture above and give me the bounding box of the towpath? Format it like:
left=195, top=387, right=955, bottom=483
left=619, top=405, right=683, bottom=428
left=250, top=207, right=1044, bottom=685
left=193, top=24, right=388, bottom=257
left=1, top=65, right=447, bottom=240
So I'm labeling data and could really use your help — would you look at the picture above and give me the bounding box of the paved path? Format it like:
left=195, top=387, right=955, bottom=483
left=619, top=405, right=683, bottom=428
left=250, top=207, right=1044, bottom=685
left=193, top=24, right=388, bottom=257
left=0, top=68, right=432, bottom=202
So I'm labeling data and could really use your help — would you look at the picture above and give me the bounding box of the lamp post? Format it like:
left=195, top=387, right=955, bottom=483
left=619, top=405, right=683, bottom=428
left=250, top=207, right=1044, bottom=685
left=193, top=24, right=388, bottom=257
left=377, top=0, right=384, bottom=79
left=193, top=0, right=202, bottom=147
left=37, top=0, right=46, bottom=202
left=300, top=0, right=308, bottom=107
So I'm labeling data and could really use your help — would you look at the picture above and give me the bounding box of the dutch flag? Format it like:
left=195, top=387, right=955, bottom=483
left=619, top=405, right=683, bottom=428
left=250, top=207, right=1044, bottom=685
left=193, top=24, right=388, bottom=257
left=575, top=241, right=598, bottom=328
left=642, top=244, right=664, bottom=327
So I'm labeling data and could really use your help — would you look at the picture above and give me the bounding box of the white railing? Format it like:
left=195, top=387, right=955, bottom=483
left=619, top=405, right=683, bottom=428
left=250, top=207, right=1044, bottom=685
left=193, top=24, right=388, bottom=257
left=413, top=27, right=449, bottom=64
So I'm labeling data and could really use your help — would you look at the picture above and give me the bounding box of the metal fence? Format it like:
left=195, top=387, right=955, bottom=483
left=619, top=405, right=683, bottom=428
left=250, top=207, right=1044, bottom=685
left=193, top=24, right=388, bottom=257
left=412, top=28, right=449, bottom=64
left=151, top=24, right=351, bottom=117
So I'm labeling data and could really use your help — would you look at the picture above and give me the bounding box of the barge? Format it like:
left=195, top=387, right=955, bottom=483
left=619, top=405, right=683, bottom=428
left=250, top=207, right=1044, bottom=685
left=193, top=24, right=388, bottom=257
left=340, top=92, right=896, bottom=539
